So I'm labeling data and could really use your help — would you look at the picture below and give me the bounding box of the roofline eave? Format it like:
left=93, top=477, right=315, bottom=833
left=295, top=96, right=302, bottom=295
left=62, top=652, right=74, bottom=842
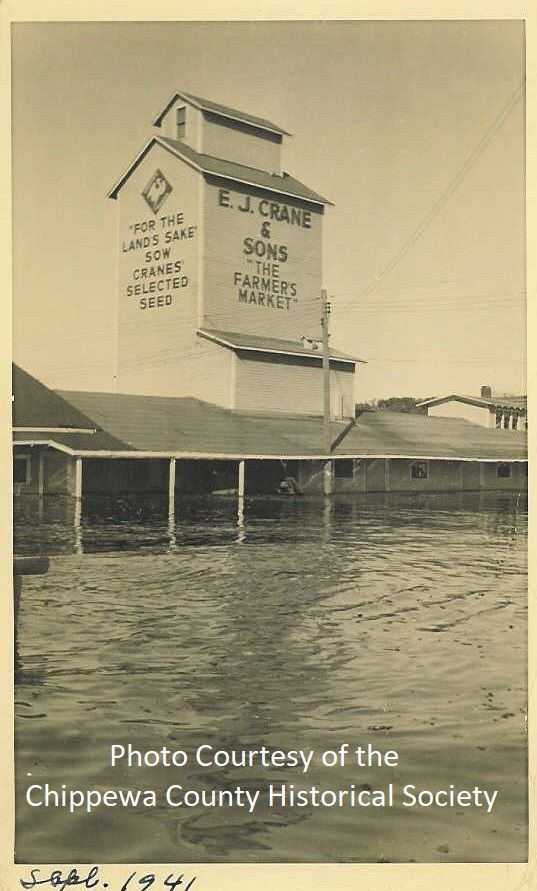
left=107, top=136, right=332, bottom=206
left=13, top=440, right=527, bottom=463
left=107, top=137, right=159, bottom=200
left=197, top=329, right=363, bottom=364
left=418, top=394, right=526, bottom=411
left=152, top=91, right=291, bottom=136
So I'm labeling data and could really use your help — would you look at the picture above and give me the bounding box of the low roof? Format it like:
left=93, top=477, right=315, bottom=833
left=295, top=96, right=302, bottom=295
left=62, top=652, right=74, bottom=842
left=108, top=136, right=330, bottom=206
left=13, top=428, right=129, bottom=451
left=12, top=365, right=526, bottom=460
left=12, top=364, right=100, bottom=430
left=21, top=389, right=525, bottom=462
left=198, top=328, right=363, bottom=365
left=153, top=91, right=290, bottom=136
left=55, top=392, right=324, bottom=456
left=335, top=410, right=527, bottom=460
left=418, top=394, right=527, bottom=411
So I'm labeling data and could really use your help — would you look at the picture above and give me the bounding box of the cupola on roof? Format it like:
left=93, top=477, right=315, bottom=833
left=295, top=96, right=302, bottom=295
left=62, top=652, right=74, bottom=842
left=153, top=90, right=291, bottom=136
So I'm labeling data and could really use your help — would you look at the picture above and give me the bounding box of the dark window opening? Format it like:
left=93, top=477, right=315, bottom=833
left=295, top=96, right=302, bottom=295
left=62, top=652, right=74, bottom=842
left=497, top=463, right=512, bottom=478
left=410, top=461, right=428, bottom=479
left=177, top=106, right=186, bottom=139
left=334, top=459, right=354, bottom=479
left=14, top=456, right=30, bottom=484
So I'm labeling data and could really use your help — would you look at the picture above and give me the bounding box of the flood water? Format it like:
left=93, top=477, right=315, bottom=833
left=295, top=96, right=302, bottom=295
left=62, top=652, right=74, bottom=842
left=14, top=492, right=527, bottom=863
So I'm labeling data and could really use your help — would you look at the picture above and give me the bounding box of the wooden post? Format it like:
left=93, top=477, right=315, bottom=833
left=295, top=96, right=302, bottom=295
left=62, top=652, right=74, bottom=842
left=73, top=460, right=83, bottom=552
left=74, top=457, right=83, bottom=500
left=361, top=458, right=368, bottom=493
left=323, top=460, right=333, bottom=496
left=236, top=494, right=245, bottom=543
left=322, top=496, right=333, bottom=541
left=384, top=458, right=391, bottom=491
left=37, top=451, right=45, bottom=496
left=167, top=460, right=177, bottom=553
left=168, top=457, right=176, bottom=518
left=321, top=290, right=333, bottom=497
left=479, top=462, right=486, bottom=489
left=13, top=557, right=49, bottom=638
left=237, top=460, right=245, bottom=543
left=238, top=460, right=245, bottom=498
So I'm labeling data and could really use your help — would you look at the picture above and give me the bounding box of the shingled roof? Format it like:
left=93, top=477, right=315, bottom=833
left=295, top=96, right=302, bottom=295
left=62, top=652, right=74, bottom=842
left=334, top=410, right=527, bottom=460
left=12, top=365, right=527, bottom=461
left=153, top=91, right=290, bottom=136
left=108, top=136, right=330, bottom=206
left=43, top=392, right=526, bottom=461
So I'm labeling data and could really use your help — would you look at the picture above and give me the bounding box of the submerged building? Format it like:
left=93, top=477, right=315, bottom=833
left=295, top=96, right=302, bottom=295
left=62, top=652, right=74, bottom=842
left=13, top=363, right=528, bottom=498
left=12, top=92, right=528, bottom=500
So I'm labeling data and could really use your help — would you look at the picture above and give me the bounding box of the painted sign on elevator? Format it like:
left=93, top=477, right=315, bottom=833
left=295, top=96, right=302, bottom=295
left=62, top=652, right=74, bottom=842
left=203, top=183, right=322, bottom=340
left=120, top=176, right=197, bottom=311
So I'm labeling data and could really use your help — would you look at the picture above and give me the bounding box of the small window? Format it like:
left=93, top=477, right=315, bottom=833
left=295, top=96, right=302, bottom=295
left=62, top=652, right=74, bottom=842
left=410, top=461, right=428, bottom=479
left=334, top=459, right=354, bottom=479
left=497, top=463, right=512, bottom=478
left=176, top=106, right=186, bottom=138
left=13, top=455, right=30, bottom=484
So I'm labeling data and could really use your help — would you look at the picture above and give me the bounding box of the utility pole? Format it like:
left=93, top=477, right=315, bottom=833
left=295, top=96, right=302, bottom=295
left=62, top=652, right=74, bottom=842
left=321, top=289, right=333, bottom=495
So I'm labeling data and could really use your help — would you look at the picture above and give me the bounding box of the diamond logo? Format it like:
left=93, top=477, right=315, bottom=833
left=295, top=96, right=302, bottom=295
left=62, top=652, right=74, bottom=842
left=142, top=169, right=173, bottom=214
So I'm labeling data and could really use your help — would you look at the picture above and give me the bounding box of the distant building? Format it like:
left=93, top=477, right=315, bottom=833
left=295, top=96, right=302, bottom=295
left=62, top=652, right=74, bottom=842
left=108, top=90, right=363, bottom=420
left=418, top=386, right=527, bottom=430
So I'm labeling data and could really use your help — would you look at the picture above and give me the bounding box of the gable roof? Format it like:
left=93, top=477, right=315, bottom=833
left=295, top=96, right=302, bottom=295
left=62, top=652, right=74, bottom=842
left=108, top=136, right=330, bottom=206
left=153, top=91, right=290, bottom=136
left=198, top=328, right=363, bottom=365
left=418, top=394, right=527, bottom=412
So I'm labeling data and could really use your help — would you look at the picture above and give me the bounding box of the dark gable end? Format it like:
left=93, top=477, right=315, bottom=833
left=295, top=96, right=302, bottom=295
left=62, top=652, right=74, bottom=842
left=12, top=364, right=100, bottom=430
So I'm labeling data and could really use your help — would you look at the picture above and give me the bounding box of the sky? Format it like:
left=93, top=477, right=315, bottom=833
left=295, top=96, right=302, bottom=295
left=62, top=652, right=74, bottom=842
left=11, top=19, right=526, bottom=400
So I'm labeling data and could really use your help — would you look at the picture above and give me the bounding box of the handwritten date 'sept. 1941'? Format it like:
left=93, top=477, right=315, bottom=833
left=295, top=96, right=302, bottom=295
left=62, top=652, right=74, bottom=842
left=20, top=866, right=197, bottom=891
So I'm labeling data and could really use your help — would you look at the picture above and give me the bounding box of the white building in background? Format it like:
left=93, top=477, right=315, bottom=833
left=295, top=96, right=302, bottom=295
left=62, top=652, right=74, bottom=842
left=418, top=386, right=527, bottom=430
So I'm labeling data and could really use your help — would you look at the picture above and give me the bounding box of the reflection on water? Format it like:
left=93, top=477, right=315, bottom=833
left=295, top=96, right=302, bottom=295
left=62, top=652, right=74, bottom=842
left=14, top=493, right=527, bottom=863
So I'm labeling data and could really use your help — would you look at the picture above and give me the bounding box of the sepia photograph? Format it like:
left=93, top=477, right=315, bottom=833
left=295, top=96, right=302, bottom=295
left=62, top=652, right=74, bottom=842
left=10, top=17, right=528, bottom=867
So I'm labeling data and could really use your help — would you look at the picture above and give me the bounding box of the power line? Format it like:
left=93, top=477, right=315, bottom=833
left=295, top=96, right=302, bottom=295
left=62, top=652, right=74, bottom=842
left=362, top=356, right=526, bottom=365
left=337, top=289, right=525, bottom=308
left=350, top=301, right=525, bottom=314
left=335, top=80, right=524, bottom=316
